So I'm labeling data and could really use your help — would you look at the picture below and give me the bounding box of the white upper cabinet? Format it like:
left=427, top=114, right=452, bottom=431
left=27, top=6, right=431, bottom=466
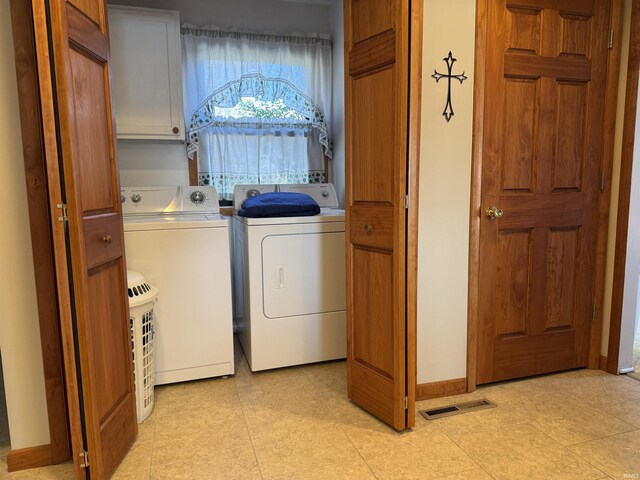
left=108, top=6, right=184, bottom=141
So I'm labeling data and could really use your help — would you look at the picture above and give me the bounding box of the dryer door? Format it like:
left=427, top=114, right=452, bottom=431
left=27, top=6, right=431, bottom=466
left=262, top=232, right=346, bottom=318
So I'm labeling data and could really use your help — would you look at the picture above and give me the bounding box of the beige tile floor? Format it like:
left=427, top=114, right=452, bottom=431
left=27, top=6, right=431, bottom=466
left=3, top=345, right=640, bottom=480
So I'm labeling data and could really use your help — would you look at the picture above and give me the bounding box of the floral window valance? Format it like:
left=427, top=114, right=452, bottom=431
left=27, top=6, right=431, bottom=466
left=186, top=73, right=332, bottom=161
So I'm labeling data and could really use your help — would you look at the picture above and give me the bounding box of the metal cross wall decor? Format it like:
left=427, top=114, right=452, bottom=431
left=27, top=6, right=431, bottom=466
left=432, top=51, right=467, bottom=122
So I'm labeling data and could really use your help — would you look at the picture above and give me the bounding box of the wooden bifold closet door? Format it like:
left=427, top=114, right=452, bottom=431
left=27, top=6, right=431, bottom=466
left=344, top=0, right=422, bottom=430
left=18, top=0, right=138, bottom=477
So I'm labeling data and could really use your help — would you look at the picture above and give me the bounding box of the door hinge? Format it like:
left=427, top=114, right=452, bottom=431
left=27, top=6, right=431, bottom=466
left=609, top=29, right=614, bottom=49
left=79, top=450, right=89, bottom=469
left=404, top=396, right=408, bottom=410
left=591, top=304, right=596, bottom=322
left=404, top=195, right=409, bottom=209
left=600, top=172, right=606, bottom=191
left=57, top=203, right=68, bottom=222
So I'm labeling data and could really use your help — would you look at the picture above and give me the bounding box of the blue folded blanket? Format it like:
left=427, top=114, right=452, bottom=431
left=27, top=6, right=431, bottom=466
left=238, top=192, right=320, bottom=218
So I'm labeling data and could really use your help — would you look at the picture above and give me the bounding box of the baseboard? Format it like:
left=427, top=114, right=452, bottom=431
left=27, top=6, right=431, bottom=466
left=6, top=444, right=52, bottom=472
left=599, top=355, right=608, bottom=371
left=416, top=378, right=467, bottom=401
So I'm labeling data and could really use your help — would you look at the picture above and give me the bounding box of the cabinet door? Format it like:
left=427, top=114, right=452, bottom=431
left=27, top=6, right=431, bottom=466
left=108, top=6, right=184, bottom=140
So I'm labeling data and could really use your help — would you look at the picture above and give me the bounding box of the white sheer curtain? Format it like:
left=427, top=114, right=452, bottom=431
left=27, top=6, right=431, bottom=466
left=182, top=26, right=332, bottom=198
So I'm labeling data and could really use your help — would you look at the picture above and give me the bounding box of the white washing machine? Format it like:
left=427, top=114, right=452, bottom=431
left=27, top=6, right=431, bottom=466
left=231, top=183, right=346, bottom=371
left=122, top=186, right=234, bottom=384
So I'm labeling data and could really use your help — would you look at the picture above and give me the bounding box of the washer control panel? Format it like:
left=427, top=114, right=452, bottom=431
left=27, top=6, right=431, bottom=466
left=121, top=186, right=220, bottom=216
left=183, top=186, right=219, bottom=212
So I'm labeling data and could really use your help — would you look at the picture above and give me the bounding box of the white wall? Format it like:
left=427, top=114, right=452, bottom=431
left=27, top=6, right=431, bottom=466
left=0, top=0, right=51, bottom=450
left=417, top=0, right=476, bottom=384
left=117, top=142, right=189, bottom=186
left=330, top=0, right=345, bottom=207
left=109, top=0, right=332, bottom=34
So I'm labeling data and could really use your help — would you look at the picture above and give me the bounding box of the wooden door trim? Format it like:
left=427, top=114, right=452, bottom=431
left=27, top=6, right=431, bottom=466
left=416, top=378, right=466, bottom=401
left=466, top=0, right=489, bottom=393
left=188, top=151, right=198, bottom=186
left=406, top=0, right=423, bottom=428
left=594, top=0, right=626, bottom=371
left=9, top=0, right=71, bottom=466
left=467, top=0, right=625, bottom=392
left=607, top=0, right=640, bottom=375
left=18, top=1, right=88, bottom=478
left=6, top=444, right=54, bottom=473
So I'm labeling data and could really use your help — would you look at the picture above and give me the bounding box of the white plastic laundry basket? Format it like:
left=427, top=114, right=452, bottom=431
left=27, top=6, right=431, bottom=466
left=127, top=270, right=158, bottom=424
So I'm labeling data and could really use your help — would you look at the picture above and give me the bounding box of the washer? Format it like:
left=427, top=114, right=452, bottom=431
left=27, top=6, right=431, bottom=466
left=231, top=183, right=346, bottom=371
left=122, top=186, right=234, bottom=384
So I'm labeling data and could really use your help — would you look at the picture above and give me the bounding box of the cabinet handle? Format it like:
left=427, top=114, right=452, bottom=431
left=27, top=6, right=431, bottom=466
left=172, top=126, right=179, bottom=134
left=102, top=235, right=113, bottom=245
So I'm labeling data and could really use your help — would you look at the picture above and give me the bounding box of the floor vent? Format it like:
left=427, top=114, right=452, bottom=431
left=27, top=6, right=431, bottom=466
left=419, top=399, right=496, bottom=420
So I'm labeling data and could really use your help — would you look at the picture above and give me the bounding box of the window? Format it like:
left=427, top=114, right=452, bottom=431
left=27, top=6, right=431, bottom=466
left=182, top=27, right=332, bottom=199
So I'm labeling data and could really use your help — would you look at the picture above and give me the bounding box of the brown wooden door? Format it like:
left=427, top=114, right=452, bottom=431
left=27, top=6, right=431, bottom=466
left=477, top=0, right=611, bottom=384
left=344, top=0, right=422, bottom=430
left=35, top=0, right=138, bottom=477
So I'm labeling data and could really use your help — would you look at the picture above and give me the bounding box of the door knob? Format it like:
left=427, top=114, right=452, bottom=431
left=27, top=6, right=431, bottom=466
left=485, top=206, right=503, bottom=221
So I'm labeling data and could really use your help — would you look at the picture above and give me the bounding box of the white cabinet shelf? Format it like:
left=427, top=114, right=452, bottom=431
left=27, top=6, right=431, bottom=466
left=108, top=6, right=184, bottom=141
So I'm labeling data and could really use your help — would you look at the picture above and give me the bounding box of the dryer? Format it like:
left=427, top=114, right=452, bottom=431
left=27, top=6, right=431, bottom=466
left=231, top=183, right=346, bottom=371
left=122, top=186, right=234, bottom=384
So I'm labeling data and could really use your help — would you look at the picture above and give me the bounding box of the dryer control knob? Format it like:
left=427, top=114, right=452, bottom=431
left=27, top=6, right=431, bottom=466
left=121, top=195, right=126, bottom=204
left=246, top=189, right=261, bottom=198
left=190, top=190, right=205, bottom=204
left=322, top=190, right=329, bottom=198
left=131, top=194, right=142, bottom=204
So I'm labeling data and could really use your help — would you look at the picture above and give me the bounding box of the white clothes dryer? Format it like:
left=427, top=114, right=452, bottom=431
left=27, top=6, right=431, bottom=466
left=231, top=183, right=346, bottom=371
left=122, top=186, right=234, bottom=384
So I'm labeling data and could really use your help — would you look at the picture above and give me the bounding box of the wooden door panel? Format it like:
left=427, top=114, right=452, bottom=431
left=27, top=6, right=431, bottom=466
left=351, top=0, right=394, bottom=43
left=67, top=5, right=110, bottom=60
left=477, top=0, right=609, bottom=384
left=511, top=0, right=595, bottom=14
left=349, top=206, right=394, bottom=251
left=84, top=215, right=125, bottom=270
left=494, top=230, right=532, bottom=337
left=545, top=228, right=579, bottom=329
left=507, top=6, right=542, bottom=54
left=68, top=0, right=103, bottom=28
left=353, top=248, right=395, bottom=375
left=351, top=70, right=396, bottom=204
left=493, top=330, right=575, bottom=379
left=554, top=82, right=587, bottom=190
left=501, top=79, right=537, bottom=192
left=504, top=54, right=592, bottom=80
left=560, top=14, right=593, bottom=58
left=69, top=46, right=115, bottom=213
left=497, top=194, right=584, bottom=229
left=349, top=30, right=396, bottom=77
left=87, top=262, right=132, bottom=420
